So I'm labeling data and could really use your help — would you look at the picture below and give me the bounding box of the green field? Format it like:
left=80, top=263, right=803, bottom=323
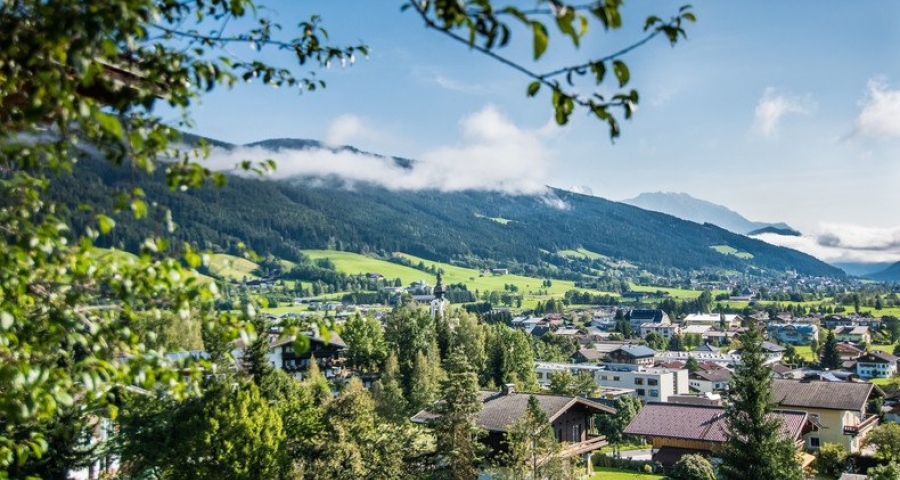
left=628, top=284, right=729, bottom=300
left=92, top=247, right=214, bottom=282
left=558, top=248, right=607, bottom=261
left=793, top=345, right=817, bottom=361
left=208, top=253, right=260, bottom=281
left=590, top=468, right=662, bottom=480
left=710, top=244, right=754, bottom=260
left=303, top=250, right=607, bottom=297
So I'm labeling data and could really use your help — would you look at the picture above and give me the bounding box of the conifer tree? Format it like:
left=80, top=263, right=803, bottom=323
left=433, top=349, right=485, bottom=480
left=409, top=350, right=440, bottom=413
left=820, top=329, right=842, bottom=370
left=719, top=327, right=802, bottom=480
left=500, top=395, right=564, bottom=479
left=373, top=352, right=411, bottom=422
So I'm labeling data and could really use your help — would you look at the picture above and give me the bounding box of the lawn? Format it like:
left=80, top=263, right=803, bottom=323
left=589, top=467, right=663, bottom=479
left=793, top=345, right=817, bottom=361
left=628, top=284, right=730, bottom=300
left=304, top=250, right=618, bottom=298
left=710, top=244, right=754, bottom=260
left=558, top=248, right=608, bottom=261
left=208, top=253, right=260, bottom=281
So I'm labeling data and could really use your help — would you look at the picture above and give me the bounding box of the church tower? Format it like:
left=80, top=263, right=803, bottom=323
left=430, top=272, right=450, bottom=319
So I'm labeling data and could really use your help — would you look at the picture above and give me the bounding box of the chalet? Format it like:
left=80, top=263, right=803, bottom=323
left=628, top=309, right=671, bottom=332
left=856, top=352, right=899, bottom=379
left=834, top=326, right=871, bottom=344
left=606, top=345, right=656, bottom=367
left=771, top=379, right=882, bottom=452
left=836, top=342, right=867, bottom=362
left=688, top=369, right=732, bottom=393
left=274, top=331, right=348, bottom=380
left=571, top=348, right=605, bottom=364
left=624, top=403, right=814, bottom=467
left=411, top=386, right=616, bottom=470
left=766, top=323, right=819, bottom=345
left=822, top=316, right=855, bottom=329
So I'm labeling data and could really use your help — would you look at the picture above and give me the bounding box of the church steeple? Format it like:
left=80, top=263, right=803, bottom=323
left=430, top=272, right=449, bottom=319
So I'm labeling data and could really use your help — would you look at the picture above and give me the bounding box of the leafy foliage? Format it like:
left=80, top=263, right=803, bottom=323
left=669, top=453, right=716, bottom=480
left=813, top=442, right=848, bottom=478
left=867, top=423, right=900, bottom=463
left=499, top=395, right=565, bottom=479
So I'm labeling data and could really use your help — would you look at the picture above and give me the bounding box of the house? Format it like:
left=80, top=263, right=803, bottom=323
left=411, top=386, right=616, bottom=469
left=834, top=326, right=871, bottom=344
left=606, top=345, right=657, bottom=366
left=624, top=403, right=815, bottom=467
left=771, top=379, right=882, bottom=452
left=836, top=342, right=867, bottom=362
left=682, top=313, right=740, bottom=328
left=692, top=343, right=719, bottom=353
left=272, top=331, right=348, bottom=380
left=571, top=348, right=605, bottom=364
left=640, top=322, right=681, bottom=340
left=856, top=351, right=899, bottom=379
left=628, top=309, right=671, bottom=332
left=767, top=323, right=819, bottom=345
left=688, top=369, right=732, bottom=393
left=534, top=362, right=689, bottom=403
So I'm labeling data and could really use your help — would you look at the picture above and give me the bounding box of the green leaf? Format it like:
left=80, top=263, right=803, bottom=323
left=613, top=60, right=630, bottom=87
left=97, top=214, right=115, bottom=235
left=527, top=81, right=541, bottom=97
left=95, top=112, right=124, bottom=140
left=532, top=22, right=548, bottom=60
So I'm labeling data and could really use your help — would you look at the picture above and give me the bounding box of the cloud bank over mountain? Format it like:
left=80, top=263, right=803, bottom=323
left=754, top=223, right=900, bottom=265
left=202, top=105, right=554, bottom=195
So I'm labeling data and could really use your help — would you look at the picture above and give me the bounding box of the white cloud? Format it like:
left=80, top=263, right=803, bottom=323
left=853, top=78, right=900, bottom=139
left=753, top=222, right=900, bottom=264
left=323, top=114, right=386, bottom=147
left=201, top=105, right=553, bottom=194
left=752, top=87, right=813, bottom=137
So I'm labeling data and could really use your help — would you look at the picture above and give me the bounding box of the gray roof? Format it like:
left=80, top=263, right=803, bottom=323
left=411, top=391, right=615, bottom=433
left=624, top=403, right=809, bottom=443
left=692, top=343, right=719, bottom=353
left=772, top=379, right=875, bottom=411
left=617, top=345, right=657, bottom=358
left=859, top=351, right=899, bottom=363
left=575, top=349, right=604, bottom=361
left=690, top=369, right=733, bottom=383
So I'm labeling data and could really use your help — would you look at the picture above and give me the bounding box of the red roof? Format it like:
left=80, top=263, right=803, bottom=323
left=624, top=403, right=809, bottom=443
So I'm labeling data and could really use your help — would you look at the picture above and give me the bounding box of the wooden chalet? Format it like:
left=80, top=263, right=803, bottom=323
left=624, top=403, right=816, bottom=468
left=411, top=386, right=616, bottom=471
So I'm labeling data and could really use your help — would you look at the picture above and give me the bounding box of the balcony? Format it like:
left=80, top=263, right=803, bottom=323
left=558, top=435, right=608, bottom=458
left=844, top=415, right=879, bottom=437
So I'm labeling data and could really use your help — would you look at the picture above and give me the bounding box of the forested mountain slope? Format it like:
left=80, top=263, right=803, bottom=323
left=49, top=138, right=844, bottom=279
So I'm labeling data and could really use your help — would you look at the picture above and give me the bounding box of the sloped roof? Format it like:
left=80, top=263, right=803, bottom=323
left=616, top=345, right=657, bottom=358
left=575, top=349, right=604, bottom=361
left=772, top=379, right=875, bottom=411
left=690, top=369, right=733, bottom=383
left=624, top=403, right=808, bottom=443
left=629, top=309, right=667, bottom=322
left=858, top=351, right=899, bottom=364
left=411, top=391, right=615, bottom=433
left=692, top=343, right=719, bottom=353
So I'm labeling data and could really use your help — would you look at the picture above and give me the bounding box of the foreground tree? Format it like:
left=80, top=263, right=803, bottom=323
left=596, top=394, right=641, bottom=458
left=868, top=462, right=900, bottom=480
left=719, top=327, right=802, bottom=480
left=433, top=349, right=485, bottom=480
left=499, top=395, right=566, bottom=480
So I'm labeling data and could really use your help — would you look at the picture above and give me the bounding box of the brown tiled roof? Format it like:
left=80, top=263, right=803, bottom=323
left=411, top=391, right=615, bottom=433
left=624, top=403, right=808, bottom=443
left=772, top=379, right=874, bottom=411
left=859, top=351, right=899, bottom=363
left=575, top=349, right=604, bottom=361
left=690, top=369, right=733, bottom=383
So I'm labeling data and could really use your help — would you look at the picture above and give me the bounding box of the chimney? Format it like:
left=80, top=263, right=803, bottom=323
left=501, top=383, right=516, bottom=395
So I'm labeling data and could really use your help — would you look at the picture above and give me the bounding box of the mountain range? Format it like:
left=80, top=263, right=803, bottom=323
left=622, top=192, right=801, bottom=236
left=48, top=136, right=845, bottom=280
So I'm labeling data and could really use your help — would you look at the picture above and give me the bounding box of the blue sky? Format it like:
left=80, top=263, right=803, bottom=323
left=182, top=1, right=900, bottom=265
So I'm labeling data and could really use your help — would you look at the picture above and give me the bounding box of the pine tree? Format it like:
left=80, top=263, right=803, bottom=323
left=820, top=329, right=841, bottom=370
left=433, top=349, right=485, bottom=480
left=500, top=395, right=565, bottom=479
left=719, top=327, right=802, bottom=480
left=409, top=351, right=440, bottom=413
left=373, top=352, right=410, bottom=423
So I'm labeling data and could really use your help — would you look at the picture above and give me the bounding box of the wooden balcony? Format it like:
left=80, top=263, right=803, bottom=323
left=844, top=415, right=879, bottom=437
left=558, top=435, right=608, bottom=458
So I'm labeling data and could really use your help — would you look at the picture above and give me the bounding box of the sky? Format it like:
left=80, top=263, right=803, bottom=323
left=177, top=1, right=900, bottom=266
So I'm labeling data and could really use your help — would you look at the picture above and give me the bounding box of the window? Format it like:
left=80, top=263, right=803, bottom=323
left=648, top=379, right=659, bottom=386
left=636, top=389, right=645, bottom=396
left=809, top=437, right=820, bottom=449
left=634, top=378, right=644, bottom=385
left=613, top=376, right=620, bottom=382
left=650, top=389, right=659, bottom=397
